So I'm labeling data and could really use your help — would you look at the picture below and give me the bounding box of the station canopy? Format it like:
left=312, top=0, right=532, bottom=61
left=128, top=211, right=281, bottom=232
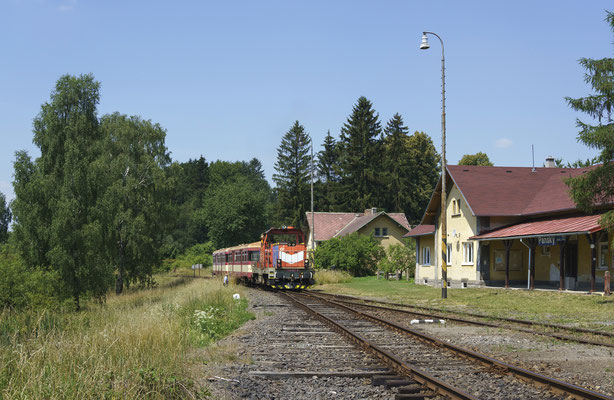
left=469, top=214, right=604, bottom=241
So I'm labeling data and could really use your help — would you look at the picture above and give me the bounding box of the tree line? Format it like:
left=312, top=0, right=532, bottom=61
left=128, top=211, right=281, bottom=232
left=3, top=6, right=611, bottom=310
left=273, top=96, right=441, bottom=230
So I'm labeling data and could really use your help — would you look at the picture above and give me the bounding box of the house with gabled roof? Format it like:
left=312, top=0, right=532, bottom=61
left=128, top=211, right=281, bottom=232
left=405, top=162, right=612, bottom=292
left=305, top=208, right=411, bottom=250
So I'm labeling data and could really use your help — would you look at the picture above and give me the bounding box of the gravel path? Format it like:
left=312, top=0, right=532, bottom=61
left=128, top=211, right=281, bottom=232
left=198, top=288, right=399, bottom=399
left=195, top=288, right=614, bottom=399
left=343, top=300, right=614, bottom=397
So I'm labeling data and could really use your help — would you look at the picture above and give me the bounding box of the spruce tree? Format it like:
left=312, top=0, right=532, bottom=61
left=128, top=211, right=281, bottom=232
left=406, top=131, right=440, bottom=225
left=273, top=121, right=312, bottom=229
left=337, top=97, right=384, bottom=211
left=565, top=11, right=614, bottom=241
left=316, top=130, right=341, bottom=211
left=383, top=113, right=411, bottom=213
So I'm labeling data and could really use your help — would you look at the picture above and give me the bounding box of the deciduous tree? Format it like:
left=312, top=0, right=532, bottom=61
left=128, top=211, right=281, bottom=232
left=204, top=159, right=272, bottom=248
left=0, top=192, right=10, bottom=243
left=458, top=152, right=493, bottom=166
left=95, top=113, right=172, bottom=294
left=12, top=74, right=111, bottom=309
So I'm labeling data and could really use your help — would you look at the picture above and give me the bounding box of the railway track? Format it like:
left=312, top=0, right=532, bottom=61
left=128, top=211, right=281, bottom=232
left=310, top=291, right=614, bottom=348
left=281, top=290, right=613, bottom=400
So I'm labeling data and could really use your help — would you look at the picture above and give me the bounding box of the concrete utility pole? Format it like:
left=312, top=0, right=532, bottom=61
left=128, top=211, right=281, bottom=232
left=420, top=31, right=447, bottom=299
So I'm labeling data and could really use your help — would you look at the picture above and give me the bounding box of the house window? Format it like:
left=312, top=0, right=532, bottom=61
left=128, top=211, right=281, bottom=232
left=382, top=227, right=388, bottom=236
left=599, top=243, right=609, bottom=269
left=422, top=247, right=431, bottom=265
left=446, top=243, right=452, bottom=264
left=462, top=242, right=474, bottom=265
left=541, top=246, right=551, bottom=256
left=374, top=228, right=381, bottom=237
left=452, top=199, right=462, bottom=215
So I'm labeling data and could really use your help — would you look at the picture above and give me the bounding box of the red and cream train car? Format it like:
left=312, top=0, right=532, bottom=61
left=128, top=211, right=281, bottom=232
left=212, top=227, right=315, bottom=289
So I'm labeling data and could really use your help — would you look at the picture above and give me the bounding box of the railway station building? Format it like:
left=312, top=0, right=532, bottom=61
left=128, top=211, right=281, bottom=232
left=406, top=163, right=613, bottom=292
left=305, top=209, right=411, bottom=251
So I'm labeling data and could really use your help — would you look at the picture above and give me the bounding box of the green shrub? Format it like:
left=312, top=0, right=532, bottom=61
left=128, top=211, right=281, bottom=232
left=378, top=240, right=416, bottom=278
left=314, top=233, right=385, bottom=277
left=0, top=244, right=64, bottom=310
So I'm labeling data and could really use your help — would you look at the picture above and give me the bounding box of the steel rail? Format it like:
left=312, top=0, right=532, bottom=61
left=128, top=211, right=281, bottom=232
left=279, top=291, right=479, bottom=400
left=311, top=291, right=614, bottom=339
left=303, top=292, right=613, bottom=400
left=311, top=293, right=614, bottom=348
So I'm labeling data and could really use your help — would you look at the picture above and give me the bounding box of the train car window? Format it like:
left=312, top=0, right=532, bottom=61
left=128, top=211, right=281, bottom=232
left=249, top=251, right=260, bottom=261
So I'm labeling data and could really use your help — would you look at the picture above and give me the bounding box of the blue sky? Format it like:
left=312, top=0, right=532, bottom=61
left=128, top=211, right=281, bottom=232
left=1, top=1, right=612, bottom=202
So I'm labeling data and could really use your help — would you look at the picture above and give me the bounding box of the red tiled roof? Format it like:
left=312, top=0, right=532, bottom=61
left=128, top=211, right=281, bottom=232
left=305, top=212, right=358, bottom=241
left=404, top=224, right=435, bottom=237
left=306, top=211, right=411, bottom=241
left=469, top=214, right=603, bottom=240
left=447, top=165, right=593, bottom=217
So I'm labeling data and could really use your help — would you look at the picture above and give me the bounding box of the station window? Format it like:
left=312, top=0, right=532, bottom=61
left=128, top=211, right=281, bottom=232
left=599, top=243, right=609, bottom=269
left=462, top=242, right=474, bottom=265
left=422, top=247, right=431, bottom=265
left=446, top=243, right=452, bottom=265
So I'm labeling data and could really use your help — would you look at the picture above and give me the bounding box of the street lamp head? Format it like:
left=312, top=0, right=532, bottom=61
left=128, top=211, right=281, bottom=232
left=420, top=33, right=430, bottom=50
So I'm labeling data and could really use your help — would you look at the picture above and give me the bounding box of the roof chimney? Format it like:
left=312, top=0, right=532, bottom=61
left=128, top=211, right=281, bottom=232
left=364, top=208, right=377, bottom=215
left=545, top=156, right=556, bottom=168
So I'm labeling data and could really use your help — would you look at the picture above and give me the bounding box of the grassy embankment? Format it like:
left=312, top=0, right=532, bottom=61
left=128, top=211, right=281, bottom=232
left=0, top=275, right=253, bottom=399
left=317, top=276, right=614, bottom=331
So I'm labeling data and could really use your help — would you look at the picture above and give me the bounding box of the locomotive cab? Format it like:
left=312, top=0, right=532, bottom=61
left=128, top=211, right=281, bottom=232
left=260, top=227, right=315, bottom=289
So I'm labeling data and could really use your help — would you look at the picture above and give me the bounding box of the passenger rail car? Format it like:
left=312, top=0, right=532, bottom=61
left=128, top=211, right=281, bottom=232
left=212, top=227, right=315, bottom=289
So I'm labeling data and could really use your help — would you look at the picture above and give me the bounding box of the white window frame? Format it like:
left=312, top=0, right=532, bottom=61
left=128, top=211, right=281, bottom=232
left=462, top=242, right=474, bottom=265
left=446, top=243, right=452, bottom=265
left=598, top=242, right=609, bottom=270
left=422, top=247, right=431, bottom=266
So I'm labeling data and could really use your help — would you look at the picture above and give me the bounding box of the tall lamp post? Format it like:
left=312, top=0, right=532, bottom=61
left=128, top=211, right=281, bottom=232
left=420, top=31, right=447, bottom=299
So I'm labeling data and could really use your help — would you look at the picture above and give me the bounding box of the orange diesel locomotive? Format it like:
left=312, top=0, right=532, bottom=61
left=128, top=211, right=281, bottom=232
left=212, top=227, right=315, bottom=289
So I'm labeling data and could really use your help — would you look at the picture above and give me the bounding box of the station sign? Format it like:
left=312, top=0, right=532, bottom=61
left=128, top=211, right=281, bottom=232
left=537, top=236, right=566, bottom=246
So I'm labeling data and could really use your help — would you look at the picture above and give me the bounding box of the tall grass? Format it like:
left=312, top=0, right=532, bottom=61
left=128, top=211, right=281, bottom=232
left=0, top=276, right=253, bottom=399
left=314, top=269, right=353, bottom=285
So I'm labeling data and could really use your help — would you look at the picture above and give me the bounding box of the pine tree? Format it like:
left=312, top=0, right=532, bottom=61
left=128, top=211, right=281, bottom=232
left=337, top=97, right=384, bottom=211
left=383, top=113, right=411, bottom=213
left=273, top=121, right=312, bottom=229
left=565, top=11, right=614, bottom=241
left=316, top=130, right=341, bottom=211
